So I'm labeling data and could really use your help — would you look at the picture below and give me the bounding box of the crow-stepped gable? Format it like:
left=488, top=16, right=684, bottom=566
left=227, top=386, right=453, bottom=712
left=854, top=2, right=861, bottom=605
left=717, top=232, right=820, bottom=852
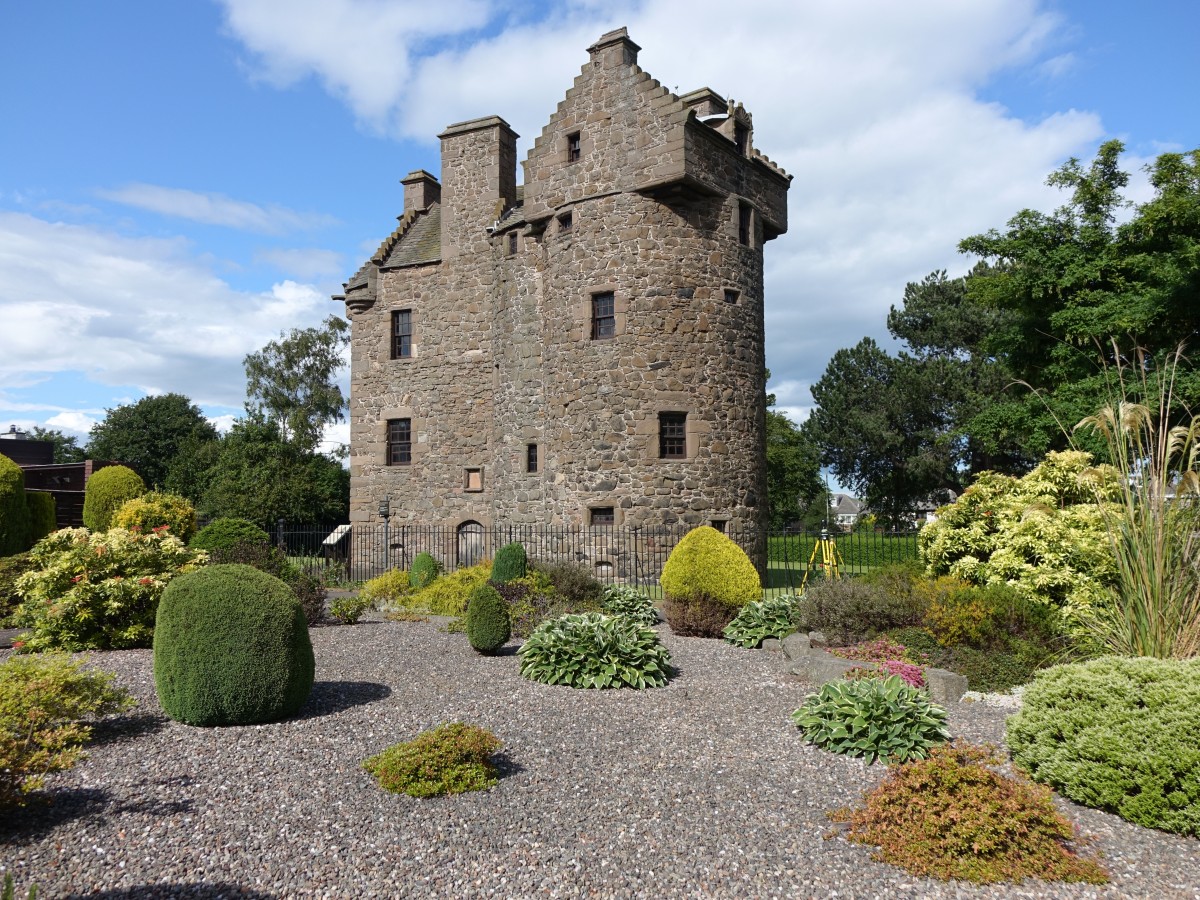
left=335, top=27, right=790, bottom=565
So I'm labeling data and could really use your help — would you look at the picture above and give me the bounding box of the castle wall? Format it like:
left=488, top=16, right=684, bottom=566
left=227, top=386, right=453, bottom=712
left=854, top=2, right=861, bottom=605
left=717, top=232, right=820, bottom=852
left=339, top=27, right=787, bottom=574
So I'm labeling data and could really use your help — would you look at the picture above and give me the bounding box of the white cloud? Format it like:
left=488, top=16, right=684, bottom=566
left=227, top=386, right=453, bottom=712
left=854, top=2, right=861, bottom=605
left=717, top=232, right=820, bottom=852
left=45, top=411, right=101, bottom=436
left=0, top=212, right=340, bottom=409
left=254, top=247, right=344, bottom=279
left=97, top=184, right=336, bottom=234
left=207, top=414, right=239, bottom=434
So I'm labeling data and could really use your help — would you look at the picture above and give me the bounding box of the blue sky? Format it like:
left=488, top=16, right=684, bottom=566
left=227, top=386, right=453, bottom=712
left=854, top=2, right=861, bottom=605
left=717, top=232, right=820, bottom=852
left=2, top=0, right=1197, bottom=458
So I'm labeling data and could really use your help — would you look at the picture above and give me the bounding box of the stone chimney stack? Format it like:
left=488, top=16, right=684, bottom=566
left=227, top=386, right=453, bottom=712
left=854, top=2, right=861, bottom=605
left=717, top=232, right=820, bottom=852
left=587, top=26, right=640, bottom=68
left=400, top=169, right=441, bottom=213
left=437, top=115, right=518, bottom=260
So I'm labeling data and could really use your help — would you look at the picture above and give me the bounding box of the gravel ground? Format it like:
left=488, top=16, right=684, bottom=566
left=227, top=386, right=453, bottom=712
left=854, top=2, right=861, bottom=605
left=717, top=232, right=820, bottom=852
left=3, top=618, right=1198, bottom=900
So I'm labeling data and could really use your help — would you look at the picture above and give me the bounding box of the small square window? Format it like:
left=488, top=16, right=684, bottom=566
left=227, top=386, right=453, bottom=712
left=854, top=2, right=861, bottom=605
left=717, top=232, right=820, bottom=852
left=391, top=310, right=413, bottom=359
left=659, top=412, right=687, bottom=459
left=591, top=292, right=615, bottom=340
left=590, top=507, right=615, bottom=526
left=464, top=468, right=483, bottom=492
left=507, top=232, right=518, bottom=256
left=567, top=131, right=581, bottom=162
left=526, top=443, right=539, bottom=473
left=724, top=289, right=740, bottom=304
left=559, top=211, right=573, bottom=233
left=387, top=419, right=411, bottom=465
left=711, top=519, right=728, bottom=534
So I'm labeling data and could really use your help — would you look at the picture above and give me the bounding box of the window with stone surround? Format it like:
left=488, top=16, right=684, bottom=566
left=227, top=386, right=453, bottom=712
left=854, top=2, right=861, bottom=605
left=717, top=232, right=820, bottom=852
left=590, top=291, right=615, bottom=340
left=558, top=210, right=573, bottom=234
left=659, top=412, right=687, bottom=459
left=734, top=121, right=749, bottom=156
left=463, top=468, right=483, bottom=492
left=386, top=418, right=411, bottom=465
left=738, top=202, right=752, bottom=247
left=711, top=519, right=728, bottom=534
left=590, top=507, right=615, bottom=526
left=566, top=131, right=581, bottom=163
left=391, top=310, right=413, bottom=359
left=526, top=443, right=539, bottom=473
left=507, top=232, right=518, bottom=255
left=724, top=288, right=740, bottom=304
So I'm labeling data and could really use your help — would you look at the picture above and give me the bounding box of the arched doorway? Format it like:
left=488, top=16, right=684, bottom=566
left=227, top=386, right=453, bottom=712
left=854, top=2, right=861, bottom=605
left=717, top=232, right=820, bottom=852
left=456, top=520, right=485, bottom=568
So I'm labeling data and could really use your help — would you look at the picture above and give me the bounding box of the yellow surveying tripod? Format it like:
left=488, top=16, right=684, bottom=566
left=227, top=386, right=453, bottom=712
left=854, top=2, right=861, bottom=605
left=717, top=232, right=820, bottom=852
left=800, top=529, right=844, bottom=592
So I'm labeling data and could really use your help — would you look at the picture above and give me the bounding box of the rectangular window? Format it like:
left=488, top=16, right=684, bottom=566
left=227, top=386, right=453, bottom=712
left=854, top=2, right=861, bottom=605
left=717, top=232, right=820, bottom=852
left=559, top=211, right=573, bottom=233
left=526, top=443, right=539, bottom=473
left=386, top=419, right=411, bottom=465
left=724, top=288, right=740, bottom=304
left=391, top=310, right=413, bottom=359
left=464, top=468, right=483, bottom=492
left=734, top=122, right=749, bottom=156
left=567, top=131, right=581, bottom=162
left=738, top=203, right=752, bottom=246
left=590, top=507, right=614, bottom=526
left=659, top=412, right=687, bottom=459
left=711, top=519, right=728, bottom=534
left=591, top=292, right=615, bottom=340
left=507, top=232, right=518, bottom=255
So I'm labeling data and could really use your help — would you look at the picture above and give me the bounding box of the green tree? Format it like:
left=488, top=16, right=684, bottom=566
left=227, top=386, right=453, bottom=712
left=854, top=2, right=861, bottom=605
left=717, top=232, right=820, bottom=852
left=198, top=419, right=349, bottom=525
left=244, top=315, right=349, bottom=454
left=87, top=394, right=218, bottom=488
left=764, top=373, right=823, bottom=529
left=29, top=427, right=86, bottom=463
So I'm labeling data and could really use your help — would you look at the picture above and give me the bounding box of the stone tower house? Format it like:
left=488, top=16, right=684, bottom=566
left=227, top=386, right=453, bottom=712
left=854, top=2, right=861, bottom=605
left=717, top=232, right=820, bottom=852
left=335, top=28, right=790, bottom=567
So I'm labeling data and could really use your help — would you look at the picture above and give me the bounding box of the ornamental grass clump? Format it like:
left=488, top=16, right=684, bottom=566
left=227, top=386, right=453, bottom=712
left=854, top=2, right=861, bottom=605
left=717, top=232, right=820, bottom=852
left=830, top=743, right=1107, bottom=885
left=601, top=584, right=658, bottom=627
left=791, top=675, right=949, bottom=765
left=723, top=594, right=801, bottom=648
left=363, top=722, right=502, bottom=798
left=1, top=652, right=133, bottom=806
left=1071, top=344, right=1200, bottom=659
left=518, top=612, right=672, bottom=689
left=1006, top=656, right=1200, bottom=836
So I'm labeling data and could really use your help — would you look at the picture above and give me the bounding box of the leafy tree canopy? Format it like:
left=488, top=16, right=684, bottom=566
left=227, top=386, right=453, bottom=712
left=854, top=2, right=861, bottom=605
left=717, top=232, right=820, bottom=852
left=764, top=372, right=823, bottom=529
left=29, top=427, right=86, bottom=463
left=87, top=394, right=218, bottom=488
left=244, top=315, right=349, bottom=454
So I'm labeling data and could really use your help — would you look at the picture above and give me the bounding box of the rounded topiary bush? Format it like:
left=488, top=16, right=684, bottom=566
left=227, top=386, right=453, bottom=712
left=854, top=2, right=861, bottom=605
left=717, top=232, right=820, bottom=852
left=1006, top=656, right=1200, bottom=836
left=189, top=517, right=270, bottom=551
left=466, top=583, right=511, bottom=654
left=25, top=490, right=56, bottom=548
left=112, top=491, right=197, bottom=542
left=490, top=542, right=527, bottom=584
left=153, top=563, right=315, bottom=726
left=0, top=454, right=31, bottom=556
left=408, top=551, right=441, bottom=589
left=82, top=465, right=146, bottom=532
left=660, top=526, right=761, bottom=637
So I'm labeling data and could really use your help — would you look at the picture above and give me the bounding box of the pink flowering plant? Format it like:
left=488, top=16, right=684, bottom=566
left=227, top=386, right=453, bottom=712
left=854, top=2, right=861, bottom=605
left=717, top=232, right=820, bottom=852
left=830, top=637, right=930, bottom=667
left=13, top=527, right=206, bottom=652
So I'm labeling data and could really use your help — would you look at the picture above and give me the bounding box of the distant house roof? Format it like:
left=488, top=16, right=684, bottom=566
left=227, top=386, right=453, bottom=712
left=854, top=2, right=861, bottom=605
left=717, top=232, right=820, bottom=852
left=829, top=493, right=865, bottom=518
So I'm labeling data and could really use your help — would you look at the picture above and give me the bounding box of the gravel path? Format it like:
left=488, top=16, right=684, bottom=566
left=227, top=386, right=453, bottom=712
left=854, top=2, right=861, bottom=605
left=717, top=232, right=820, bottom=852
left=3, top=618, right=1198, bottom=899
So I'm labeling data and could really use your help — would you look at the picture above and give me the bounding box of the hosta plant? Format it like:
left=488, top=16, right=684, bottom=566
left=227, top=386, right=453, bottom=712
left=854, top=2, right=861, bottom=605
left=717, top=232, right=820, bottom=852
left=723, top=594, right=801, bottom=648
left=601, top=584, right=658, bottom=627
left=518, top=612, right=672, bottom=689
left=830, top=743, right=1107, bottom=885
left=791, top=675, right=949, bottom=764
left=14, top=527, right=207, bottom=651
left=363, top=722, right=502, bottom=798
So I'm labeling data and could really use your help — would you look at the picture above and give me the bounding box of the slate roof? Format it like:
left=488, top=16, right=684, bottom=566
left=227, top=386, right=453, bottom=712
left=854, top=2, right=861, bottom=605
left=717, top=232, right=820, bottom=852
left=384, top=206, right=441, bottom=268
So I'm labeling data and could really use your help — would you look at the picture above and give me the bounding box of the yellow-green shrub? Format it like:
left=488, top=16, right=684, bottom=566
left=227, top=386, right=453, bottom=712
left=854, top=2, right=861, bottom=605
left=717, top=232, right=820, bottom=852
left=360, top=568, right=410, bottom=607
left=397, top=562, right=492, bottom=616
left=112, top=491, right=197, bottom=542
left=660, top=526, right=760, bottom=609
left=1, top=652, right=133, bottom=806
left=25, top=491, right=56, bottom=546
left=82, top=465, right=146, bottom=532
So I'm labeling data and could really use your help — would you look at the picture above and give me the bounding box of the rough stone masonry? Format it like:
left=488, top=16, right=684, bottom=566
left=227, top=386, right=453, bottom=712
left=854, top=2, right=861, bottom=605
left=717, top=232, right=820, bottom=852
left=335, top=27, right=791, bottom=573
